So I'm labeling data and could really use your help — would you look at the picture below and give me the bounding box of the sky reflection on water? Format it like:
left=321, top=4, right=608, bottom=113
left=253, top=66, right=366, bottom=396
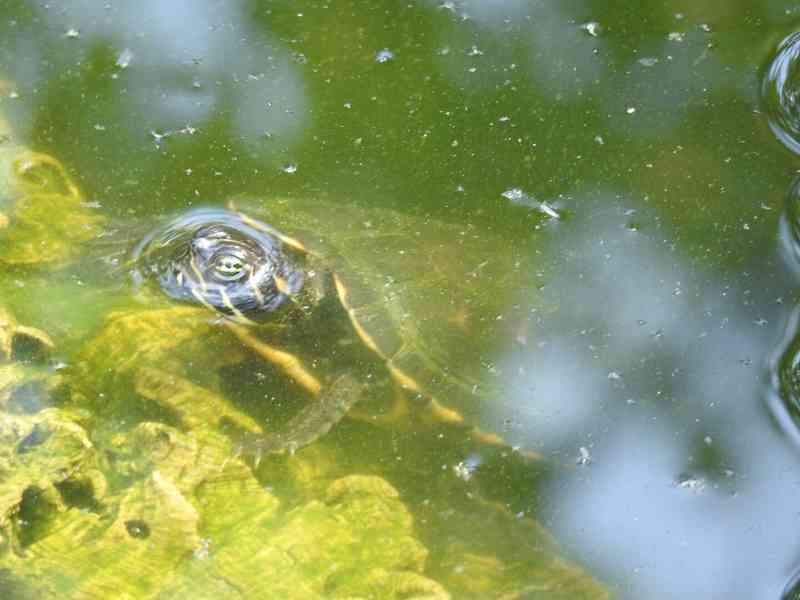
left=494, top=194, right=797, bottom=599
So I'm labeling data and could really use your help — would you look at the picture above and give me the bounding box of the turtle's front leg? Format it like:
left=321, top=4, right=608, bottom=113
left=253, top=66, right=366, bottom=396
left=238, top=374, right=363, bottom=464
left=225, top=321, right=322, bottom=396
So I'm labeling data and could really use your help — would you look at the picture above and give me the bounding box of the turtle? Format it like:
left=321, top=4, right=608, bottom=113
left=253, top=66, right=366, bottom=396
left=87, top=197, right=543, bottom=461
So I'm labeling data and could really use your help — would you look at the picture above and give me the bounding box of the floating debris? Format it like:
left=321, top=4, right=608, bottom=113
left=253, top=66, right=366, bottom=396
left=580, top=22, right=603, bottom=37
left=65, top=28, right=80, bottom=39
left=149, top=125, right=197, bottom=147
left=576, top=446, right=592, bottom=466
left=280, top=163, right=298, bottom=174
left=501, top=188, right=561, bottom=220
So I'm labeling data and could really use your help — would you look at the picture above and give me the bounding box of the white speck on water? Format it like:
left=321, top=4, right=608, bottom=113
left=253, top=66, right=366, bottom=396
left=667, top=32, right=685, bottom=42
left=704, top=435, right=712, bottom=446
left=375, top=48, right=395, bottom=63
left=453, top=461, right=473, bottom=481
left=280, top=164, right=298, bottom=174
left=594, top=135, right=604, bottom=145
left=608, top=371, right=622, bottom=380
left=638, top=57, right=659, bottom=67
left=343, top=101, right=352, bottom=109
left=8, top=90, right=19, bottom=99
left=466, top=45, right=483, bottom=56
left=502, top=187, right=527, bottom=202
left=65, top=28, right=80, bottom=39
left=467, top=66, right=477, bottom=73
left=626, top=107, right=636, bottom=114
left=577, top=446, right=592, bottom=466
left=700, top=23, right=712, bottom=33
left=580, top=21, right=603, bottom=37
left=498, top=115, right=510, bottom=123
left=675, top=474, right=705, bottom=492
left=93, top=124, right=106, bottom=131
left=754, top=318, right=768, bottom=326
left=115, top=48, right=134, bottom=69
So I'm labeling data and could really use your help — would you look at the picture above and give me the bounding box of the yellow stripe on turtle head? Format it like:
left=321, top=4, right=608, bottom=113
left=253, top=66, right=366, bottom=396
left=220, top=288, right=257, bottom=325
left=190, top=286, right=217, bottom=313
left=248, top=268, right=265, bottom=307
left=189, top=255, right=207, bottom=292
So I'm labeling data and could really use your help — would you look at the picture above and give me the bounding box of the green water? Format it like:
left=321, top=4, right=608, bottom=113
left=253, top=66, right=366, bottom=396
left=2, top=1, right=800, bottom=598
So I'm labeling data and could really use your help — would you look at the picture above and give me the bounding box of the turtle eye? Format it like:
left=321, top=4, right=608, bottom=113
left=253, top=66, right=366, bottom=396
left=212, top=254, right=247, bottom=281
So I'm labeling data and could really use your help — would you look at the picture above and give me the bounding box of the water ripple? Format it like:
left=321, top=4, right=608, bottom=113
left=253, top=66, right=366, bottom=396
left=762, top=31, right=800, bottom=155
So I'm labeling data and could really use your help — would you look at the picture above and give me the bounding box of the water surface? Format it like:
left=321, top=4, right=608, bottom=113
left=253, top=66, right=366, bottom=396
left=2, top=1, right=800, bottom=598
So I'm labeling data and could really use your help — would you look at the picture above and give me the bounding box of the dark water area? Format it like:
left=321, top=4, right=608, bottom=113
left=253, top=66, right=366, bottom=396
left=3, top=1, right=800, bottom=598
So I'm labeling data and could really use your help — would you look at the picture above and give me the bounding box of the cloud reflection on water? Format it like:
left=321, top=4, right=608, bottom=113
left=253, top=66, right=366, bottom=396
left=492, top=194, right=798, bottom=599
left=3, top=0, right=307, bottom=155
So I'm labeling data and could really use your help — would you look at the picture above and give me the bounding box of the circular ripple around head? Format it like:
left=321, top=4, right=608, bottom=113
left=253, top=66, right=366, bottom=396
left=131, top=208, right=305, bottom=319
left=762, top=31, right=800, bottom=155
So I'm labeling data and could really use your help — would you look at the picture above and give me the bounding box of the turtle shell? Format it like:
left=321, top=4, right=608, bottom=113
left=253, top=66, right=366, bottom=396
left=227, top=196, right=543, bottom=441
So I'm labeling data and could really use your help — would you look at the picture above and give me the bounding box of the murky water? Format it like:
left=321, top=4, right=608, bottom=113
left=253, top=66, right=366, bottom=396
left=4, top=1, right=800, bottom=598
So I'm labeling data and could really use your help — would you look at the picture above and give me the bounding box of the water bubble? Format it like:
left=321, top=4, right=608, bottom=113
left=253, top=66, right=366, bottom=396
left=375, top=49, right=395, bottom=63
left=762, top=31, right=800, bottom=155
left=280, top=164, right=298, bottom=174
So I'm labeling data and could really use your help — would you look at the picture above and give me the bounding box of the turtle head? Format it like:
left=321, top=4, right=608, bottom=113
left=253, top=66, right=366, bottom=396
left=132, top=208, right=305, bottom=320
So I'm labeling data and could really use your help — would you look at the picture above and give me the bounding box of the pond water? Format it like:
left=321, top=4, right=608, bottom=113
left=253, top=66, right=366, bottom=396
left=2, top=1, right=800, bottom=599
